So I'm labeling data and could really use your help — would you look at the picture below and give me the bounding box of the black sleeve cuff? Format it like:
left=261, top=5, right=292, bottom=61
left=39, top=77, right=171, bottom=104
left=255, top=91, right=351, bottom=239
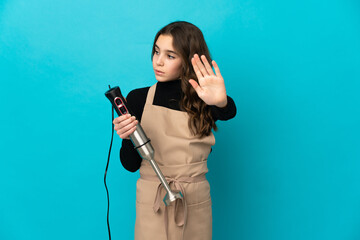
left=211, top=96, right=237, bottom=121
left=120, top=139, right=142, bottom=172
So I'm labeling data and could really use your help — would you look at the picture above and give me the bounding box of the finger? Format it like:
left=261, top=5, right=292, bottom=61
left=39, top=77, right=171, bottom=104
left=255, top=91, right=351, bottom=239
left=119, top=125, right=137, bottom=139
left=189, top=79, right=203, bottom=96
left=191, top=57, right=203, bottom=80
left=119, top=120, right=138, bottom=137
left=116, top=119, right=138, bottom=136
left=114, top=116, right=136, bottom=131
left=113, top=115, right=131, bottom=128
left=118, top=124, right=136, bottom=139
left=113, top=114, right=130, bottom=124
left=194, top=54, right=210, bottom=76
left=212, top=60, right=222, bottom=77
left=118, top=116, right=136, bottom=129
left=201, top=55, right=215, bottom=76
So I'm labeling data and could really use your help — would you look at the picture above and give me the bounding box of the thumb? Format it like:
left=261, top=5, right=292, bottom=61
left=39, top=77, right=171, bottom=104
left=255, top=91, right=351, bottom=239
left=189, top=79, right=202, bottom=94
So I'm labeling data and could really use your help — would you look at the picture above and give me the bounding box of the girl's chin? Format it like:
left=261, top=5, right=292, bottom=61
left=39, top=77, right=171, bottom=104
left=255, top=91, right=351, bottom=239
left=155, top=76, right=178, bottom=82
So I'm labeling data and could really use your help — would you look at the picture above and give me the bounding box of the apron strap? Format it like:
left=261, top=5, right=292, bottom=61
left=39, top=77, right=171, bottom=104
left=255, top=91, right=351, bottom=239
left=144, top=83, right=157, bottom=106
left=141, top=175, right=207, bottom=240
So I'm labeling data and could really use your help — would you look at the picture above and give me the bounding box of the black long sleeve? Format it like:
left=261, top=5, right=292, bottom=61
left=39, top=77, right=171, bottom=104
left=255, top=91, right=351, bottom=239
left=119, top=80, right=237, bottom=172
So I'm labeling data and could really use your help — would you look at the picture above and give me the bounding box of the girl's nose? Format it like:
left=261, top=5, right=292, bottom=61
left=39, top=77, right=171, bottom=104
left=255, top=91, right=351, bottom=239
left=156, top=55, right=164, bottom=66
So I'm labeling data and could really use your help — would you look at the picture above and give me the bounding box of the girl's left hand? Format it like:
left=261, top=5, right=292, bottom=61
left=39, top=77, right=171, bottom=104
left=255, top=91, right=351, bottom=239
left=189, top=54, right=228, bottom=108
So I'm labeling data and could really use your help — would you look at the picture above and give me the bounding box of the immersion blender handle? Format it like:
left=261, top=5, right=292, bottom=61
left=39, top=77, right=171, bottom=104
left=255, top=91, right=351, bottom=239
left=105, top=86, right=151, bottom=155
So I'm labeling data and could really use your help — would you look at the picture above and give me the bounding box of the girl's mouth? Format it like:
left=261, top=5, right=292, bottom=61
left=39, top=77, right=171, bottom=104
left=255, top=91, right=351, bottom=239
left=155, top=69, right=164, bottom=75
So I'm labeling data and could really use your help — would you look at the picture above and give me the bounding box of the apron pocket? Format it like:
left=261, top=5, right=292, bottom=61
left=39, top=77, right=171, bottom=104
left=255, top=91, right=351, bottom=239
left=185, top=198, right=212, bottom=240
left=135, top=201, right=167, bottom=240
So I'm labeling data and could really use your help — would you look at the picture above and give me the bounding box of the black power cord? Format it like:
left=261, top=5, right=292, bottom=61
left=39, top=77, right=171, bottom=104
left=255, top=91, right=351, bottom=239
left=104, top=104, right=115, bottom=240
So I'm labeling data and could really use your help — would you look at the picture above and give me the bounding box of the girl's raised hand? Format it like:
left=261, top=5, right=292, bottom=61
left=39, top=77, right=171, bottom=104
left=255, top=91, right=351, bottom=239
left=189, top=54, right=228, bottom=108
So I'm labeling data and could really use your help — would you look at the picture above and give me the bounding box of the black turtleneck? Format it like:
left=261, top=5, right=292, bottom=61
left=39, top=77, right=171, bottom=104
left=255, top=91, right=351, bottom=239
left=120, top=80, right=237, bottom=172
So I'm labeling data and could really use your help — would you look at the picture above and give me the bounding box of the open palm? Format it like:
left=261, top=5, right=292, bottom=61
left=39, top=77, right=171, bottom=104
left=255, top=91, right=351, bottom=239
left=189, top=54, right=228, bottom=108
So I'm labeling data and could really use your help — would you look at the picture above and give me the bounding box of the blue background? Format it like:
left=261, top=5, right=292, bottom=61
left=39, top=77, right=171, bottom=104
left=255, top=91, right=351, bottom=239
left=1, top=0, right=360, bottom=239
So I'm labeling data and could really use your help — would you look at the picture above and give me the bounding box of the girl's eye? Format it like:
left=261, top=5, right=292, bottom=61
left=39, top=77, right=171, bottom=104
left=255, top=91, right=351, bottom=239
left=168, top=55, right=175, bottom=59
left=155, top=50, right=159, bottom=55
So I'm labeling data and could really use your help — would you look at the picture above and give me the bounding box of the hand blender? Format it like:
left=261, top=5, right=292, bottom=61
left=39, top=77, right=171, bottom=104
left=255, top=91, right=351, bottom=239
left=105, top=86, right=183, bottom=206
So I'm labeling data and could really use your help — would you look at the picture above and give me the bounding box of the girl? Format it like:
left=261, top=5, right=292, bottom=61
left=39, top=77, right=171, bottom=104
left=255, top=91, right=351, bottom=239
left=113, top=21, right=236, bottom=240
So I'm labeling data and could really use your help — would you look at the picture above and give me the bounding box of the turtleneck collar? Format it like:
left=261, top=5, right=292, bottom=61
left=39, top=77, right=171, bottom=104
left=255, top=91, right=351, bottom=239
left=154, top=79, right=182, bottom=110
left=157, top=79, right=181, bottom=89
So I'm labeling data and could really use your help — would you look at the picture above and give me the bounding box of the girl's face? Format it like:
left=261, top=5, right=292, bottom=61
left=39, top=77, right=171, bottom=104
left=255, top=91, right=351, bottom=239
left=152, top=34, right=183, bottom=82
